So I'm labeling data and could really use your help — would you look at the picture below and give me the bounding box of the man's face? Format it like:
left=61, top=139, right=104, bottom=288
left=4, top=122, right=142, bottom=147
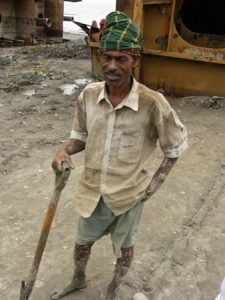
left=99, top=51, right=139, bottom=88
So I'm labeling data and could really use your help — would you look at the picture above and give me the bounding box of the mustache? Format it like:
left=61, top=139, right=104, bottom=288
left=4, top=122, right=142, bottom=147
left=103, top=70, right=121, bottom=77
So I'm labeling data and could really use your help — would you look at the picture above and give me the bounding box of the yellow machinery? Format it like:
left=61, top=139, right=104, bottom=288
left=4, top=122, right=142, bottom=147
left=89, top=0, right=225, bottom=96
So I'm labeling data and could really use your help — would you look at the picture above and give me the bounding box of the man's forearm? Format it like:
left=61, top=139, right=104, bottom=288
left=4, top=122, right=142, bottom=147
left=145, top=157, right=178, bottom=199
left=154, top=157, right=178, bottom=179
left=65, top=139, right=86, bottom=155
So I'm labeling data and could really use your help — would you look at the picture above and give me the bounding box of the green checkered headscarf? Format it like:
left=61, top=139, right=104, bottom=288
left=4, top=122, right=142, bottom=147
left=99, top=11, right=142, bottom=55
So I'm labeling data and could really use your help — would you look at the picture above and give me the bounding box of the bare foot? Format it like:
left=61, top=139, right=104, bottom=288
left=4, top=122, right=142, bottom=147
left=50, top=279, right=87, bottom=299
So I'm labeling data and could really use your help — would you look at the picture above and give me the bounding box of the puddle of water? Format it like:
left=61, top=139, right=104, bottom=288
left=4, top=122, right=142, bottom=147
left=60, top=78, right=92, bottom=96
left=22, top=90, right=36, bottom=96
left=74, top=78, right=91, bottom=85
left=61, top=83, right=79, bottom=96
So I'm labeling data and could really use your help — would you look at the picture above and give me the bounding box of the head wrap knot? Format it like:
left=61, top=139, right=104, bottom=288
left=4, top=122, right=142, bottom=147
left=99, top=11, right=142, bottom=55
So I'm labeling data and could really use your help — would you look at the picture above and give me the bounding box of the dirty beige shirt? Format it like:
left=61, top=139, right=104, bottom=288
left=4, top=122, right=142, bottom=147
left=70, top=79, right=187, bottom=217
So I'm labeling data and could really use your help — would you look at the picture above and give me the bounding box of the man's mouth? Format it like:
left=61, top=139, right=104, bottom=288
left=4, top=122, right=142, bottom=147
left=104, top=72, right=121, bottom=81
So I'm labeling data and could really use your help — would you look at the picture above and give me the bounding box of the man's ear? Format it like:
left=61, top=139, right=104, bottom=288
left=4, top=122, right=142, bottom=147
left=132, top=56, right=141, bottom=68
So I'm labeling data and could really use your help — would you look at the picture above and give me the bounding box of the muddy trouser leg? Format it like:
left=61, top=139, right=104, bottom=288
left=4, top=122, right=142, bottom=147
left=72, top=242, right=94, bottom=284
left=50, top=242, right=94, bottom=299
left=106, top=246, right=134, bottom=300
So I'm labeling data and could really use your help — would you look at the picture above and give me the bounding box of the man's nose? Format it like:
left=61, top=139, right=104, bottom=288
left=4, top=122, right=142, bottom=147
left=107, top=58, right=117, bottom=69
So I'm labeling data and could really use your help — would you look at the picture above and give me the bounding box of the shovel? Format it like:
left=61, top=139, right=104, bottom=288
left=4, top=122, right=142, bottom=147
left=20, top=162, right=71, bottom=300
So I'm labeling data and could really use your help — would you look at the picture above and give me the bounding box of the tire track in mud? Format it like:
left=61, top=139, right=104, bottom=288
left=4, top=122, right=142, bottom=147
left=145, top=162, right=225, bottom=299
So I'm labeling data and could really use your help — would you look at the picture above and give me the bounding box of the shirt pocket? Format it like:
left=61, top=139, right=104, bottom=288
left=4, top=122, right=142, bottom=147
left=118, top=131, right=143, bottom=164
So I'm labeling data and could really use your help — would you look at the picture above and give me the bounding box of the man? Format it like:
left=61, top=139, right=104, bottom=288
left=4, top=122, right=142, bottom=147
left=51, top=11, right=187, bottom=300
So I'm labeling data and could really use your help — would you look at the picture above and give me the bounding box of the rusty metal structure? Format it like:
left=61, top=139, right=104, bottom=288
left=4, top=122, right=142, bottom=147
left=0, top=0, right=81, bottom=46
left=89, top=0, right=225, bottom=96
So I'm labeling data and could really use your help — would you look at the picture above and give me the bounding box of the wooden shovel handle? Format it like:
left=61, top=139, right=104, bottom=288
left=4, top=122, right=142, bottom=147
left=20, top=161, right=71, bottom=300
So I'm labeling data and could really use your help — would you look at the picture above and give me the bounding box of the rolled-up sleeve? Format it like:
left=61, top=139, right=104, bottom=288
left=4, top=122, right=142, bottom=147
left=153, top=94, right=188, bottom=158
left=70, top=91, right=88, bottom=143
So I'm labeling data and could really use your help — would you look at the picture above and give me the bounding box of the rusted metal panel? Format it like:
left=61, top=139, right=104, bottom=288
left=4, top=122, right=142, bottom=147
left=140, top=0, right=225, bottom=95
left=143, top=0, right=172, bottom=4
left=116, top=0, right=135, bottom=19
left=141, top=54, right=225, bottom=96
left=143, top=4, right=172, bottom=51
left=91, top=47, right=104, bottom=80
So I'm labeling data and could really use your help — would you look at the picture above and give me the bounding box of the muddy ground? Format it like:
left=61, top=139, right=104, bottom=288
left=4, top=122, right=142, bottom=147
left=0, top=37, right=225, bottom=300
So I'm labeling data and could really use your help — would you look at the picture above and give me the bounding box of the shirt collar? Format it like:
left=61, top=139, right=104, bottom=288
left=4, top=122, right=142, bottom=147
left=97, top=78, right=139, bottom=112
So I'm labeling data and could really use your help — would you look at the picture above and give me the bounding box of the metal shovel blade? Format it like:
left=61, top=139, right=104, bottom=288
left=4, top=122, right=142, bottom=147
left=20, top=281, right=27, bottom=300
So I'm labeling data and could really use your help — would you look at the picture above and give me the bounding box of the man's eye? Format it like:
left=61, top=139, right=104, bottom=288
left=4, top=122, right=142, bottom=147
left=99, top=55, right=129, bottom=64
left=101, top=55, right=110, bottom=62
left=117, top=57, right=129, bottom=64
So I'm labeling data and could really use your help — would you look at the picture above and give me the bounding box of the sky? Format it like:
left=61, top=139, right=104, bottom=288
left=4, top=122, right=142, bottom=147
left=63, top=0, right=116, bottom=34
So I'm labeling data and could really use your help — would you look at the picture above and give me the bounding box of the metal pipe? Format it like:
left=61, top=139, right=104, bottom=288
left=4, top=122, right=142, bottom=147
left=36, top=18, right=52, bottom=27
left=63, top=16, right=74, bottom=22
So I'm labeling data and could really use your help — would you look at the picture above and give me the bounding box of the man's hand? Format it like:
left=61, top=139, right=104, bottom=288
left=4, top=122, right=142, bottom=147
left=143, top=157, right=178, bottom=201
left=52, top=148, right=74, bottom=173
left=52, top=139, right=85, bottom=173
